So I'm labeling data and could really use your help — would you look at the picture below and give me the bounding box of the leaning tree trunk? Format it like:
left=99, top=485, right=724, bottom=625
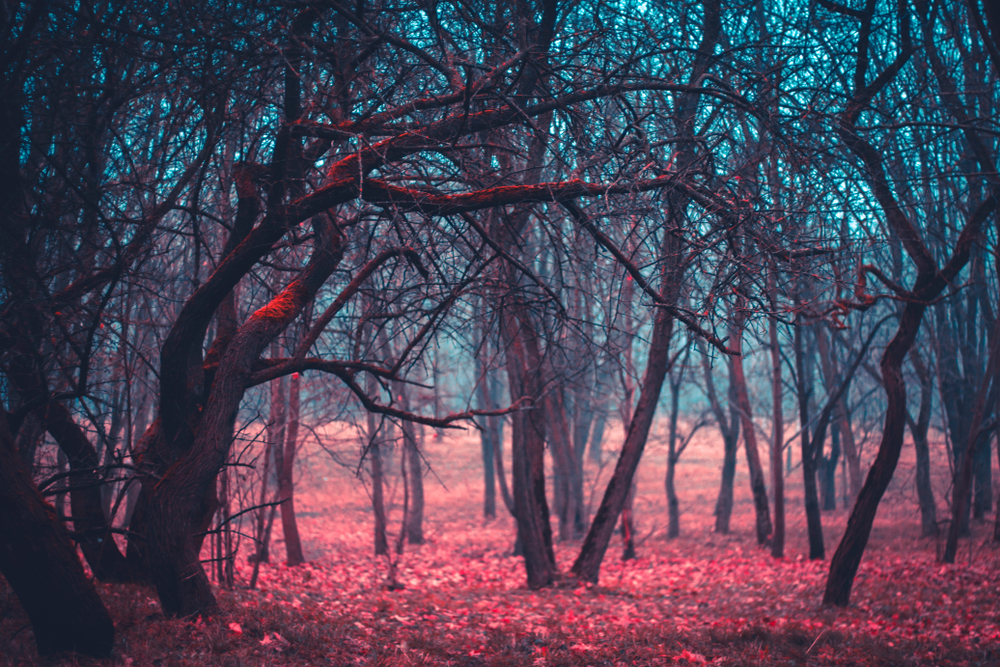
left=571, top=302, right=676, bottom=583
left=824, top=301, right=928, bottom=605
left=147, top=227, right=343, bottom=617
left=0, top=408, right=115, bottom=657
left=729, top=305, right=773, bottom=547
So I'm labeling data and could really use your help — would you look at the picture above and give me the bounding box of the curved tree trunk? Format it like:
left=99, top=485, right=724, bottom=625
left=824, top=302, right=926, bottom=605
left=147, top=227, right=343, bottom=617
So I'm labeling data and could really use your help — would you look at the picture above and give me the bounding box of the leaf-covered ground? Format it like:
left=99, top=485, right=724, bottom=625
left=2, top=426, right=998, bottom=665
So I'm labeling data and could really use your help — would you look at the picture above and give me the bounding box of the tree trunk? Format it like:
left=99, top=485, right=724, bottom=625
left=795, top=315, right=824, bottom=559
left=546, top=385, right=580, bottom=541
left=397, top=381, right=425, bottom=544
left=502, top=304, right=556, bottom=588
left=822, top=423, right=841, bottom=511
left=43, top=401, right=135, bottom=582
left=367, top=401, right=389, bottom=557
left=729, top=308, right=773, bottom=547
left=0, top=409, right=115, bottom=657
left=147, top=228, right=343, bottom=616
left=571, top=302, right=676, bottom=582
left=906, top=348, right=938, bottom=537
left=621, top=482, right=637, bottom=560
left=701, top=344, right=739, bottom=534
left=666, top=370, right=682, bottom=539
left=943, top=308, right=1000, bottom=562
left=279, top=372, right=305, bottom=565
left=824, top=301, right=927, bottom=606
left=769, top=290, right=785, bottom=559
left=478, top=365, right=497, bottom=518
left=836, top=395, right=862, bottom=503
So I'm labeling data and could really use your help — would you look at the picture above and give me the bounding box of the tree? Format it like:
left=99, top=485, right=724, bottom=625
left=0, top=408, right=115, bottom=657
left=823, top=0, right=997, bottom=606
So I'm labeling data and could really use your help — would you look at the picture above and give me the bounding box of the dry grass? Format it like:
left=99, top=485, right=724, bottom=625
left=2, top=421, right=999, bottom=666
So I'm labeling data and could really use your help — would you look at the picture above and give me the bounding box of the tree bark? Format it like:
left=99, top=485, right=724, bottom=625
left=769, top=285, right=785, bottom=558
left=906, top=348, right=938, bottom=537
left=729, top=306, right=773, bottom=547
left=502, top=303, right=556, bottom=587
left=943, top=307, right=1000, bottom=562
left=701, top=343, right=740, bottom=534
left=280, top=372, right=305, bottom=565
left=43, top=401, right=135, bottom=582
left=795, top=314, right=824, bottom=559
left=666, top=368, right=682, bottom=539
left=146, top=224, right=343, bottom=617
left=571, top=302, right=676, bottom=582
left=397, top=380, right=425, bottom=544
left=0, top=408, right=115, bottom=657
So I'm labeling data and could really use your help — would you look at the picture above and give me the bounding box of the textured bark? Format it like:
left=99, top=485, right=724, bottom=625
left=476, top=349, right=497, bottom=518
left=795, top=315, right=824, bottom=560
left=502, top=304, right=556, bottom=588
left=147, top=225, right=343, bottom=616
left=547, top=386, right=582, bottom=540
left=397, top=381, right=425, bottom=544
left=0, top=409, right=114, bottom=657
left=366, top=387, right=389, bottom=557
left=825, top=301, right=927, bottom=605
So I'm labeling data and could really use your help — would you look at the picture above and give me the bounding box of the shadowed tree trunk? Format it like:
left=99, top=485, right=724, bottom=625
left=943, top=308, right=1000, bottom=562
left=795, top=307, right=823, bottom=560
left=701, top=344, right=740, bottom=534
left=0, top=408, right=115, bottom=657
left=366, top=372, right=389, bottom=557
left=769, top=268, right=785, bottom=558
left=906, top=348, right=938, bottom=537
left=396, top=379, right=424, bottom=545
left=665, top=367, right=683, bottom=539
left=279, top=371, right=305, bottom=565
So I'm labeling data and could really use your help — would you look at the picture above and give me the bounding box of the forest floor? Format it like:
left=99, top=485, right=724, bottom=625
left=2, top=421, right=999, bottom=666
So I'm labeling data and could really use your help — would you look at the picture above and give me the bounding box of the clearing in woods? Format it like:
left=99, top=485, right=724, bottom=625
left=2, top=421, right=998, bottom=666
